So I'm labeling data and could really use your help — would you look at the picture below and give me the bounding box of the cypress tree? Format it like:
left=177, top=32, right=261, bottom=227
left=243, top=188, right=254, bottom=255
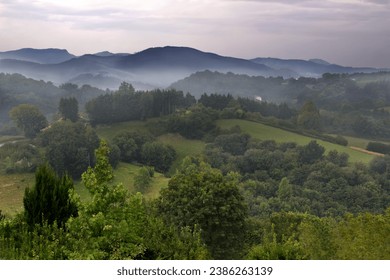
left=23, top=164, right=78, bottom=228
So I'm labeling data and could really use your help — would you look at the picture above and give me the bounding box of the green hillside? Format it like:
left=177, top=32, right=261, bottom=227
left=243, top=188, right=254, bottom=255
left=96, top=120, right=206, bottom=174
left=217, top=119, right=376, bottom=164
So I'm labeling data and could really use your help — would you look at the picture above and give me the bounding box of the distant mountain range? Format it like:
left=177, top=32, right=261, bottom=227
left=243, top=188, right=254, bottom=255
left=0, top=46, right=387, bottom=90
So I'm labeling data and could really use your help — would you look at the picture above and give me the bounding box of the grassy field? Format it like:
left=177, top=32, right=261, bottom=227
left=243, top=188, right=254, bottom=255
left=217, top=119, right=376, bottom=164
left=157, top=133, right=205, bottom=173
left=1, top=162, right=170, bottom=217
left=96, top=119, right=159, bottom=141
left=0, top=173, right=34, bottom=216
left=0, top=135, right=24, bottom=145
left=96, top=120, right=206, bottom=174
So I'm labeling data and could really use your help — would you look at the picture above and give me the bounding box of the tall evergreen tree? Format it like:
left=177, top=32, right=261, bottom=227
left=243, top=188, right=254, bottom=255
left=23, top=164, right=78, bottom=228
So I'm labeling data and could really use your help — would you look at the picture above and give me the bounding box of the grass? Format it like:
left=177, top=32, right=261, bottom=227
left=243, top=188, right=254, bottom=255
left=1, top=162, right=170, bottom=217
left=157, top=133, right=205, bottom=173
left=0, top=135, right=24, bottom=145
left=217, top=119, right=376, bottom=164
left=0, top=173, right=34, bottom=217
left=328, top=134, right=390, bottom=150
left=96, top=119, right=158, bottom=141
left=96, top=120, right=206, bottom=174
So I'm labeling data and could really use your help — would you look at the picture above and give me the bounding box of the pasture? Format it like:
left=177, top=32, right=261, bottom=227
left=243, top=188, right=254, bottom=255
left=217, top=119, right=376, bottom=164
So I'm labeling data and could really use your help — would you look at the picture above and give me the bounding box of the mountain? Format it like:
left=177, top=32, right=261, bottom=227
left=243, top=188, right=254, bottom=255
left=0, top=48, right=76, bottom=64
left=0, top=46, right=386, bottom=90
left=251, top=57, right=381, bottom=77
left=0, top=46, right=284, bottom=89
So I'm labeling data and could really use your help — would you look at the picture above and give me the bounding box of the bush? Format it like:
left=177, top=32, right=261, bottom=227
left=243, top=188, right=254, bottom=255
left=0, top=142, right=43, bottom=173
left=366, top=142, right=390, bottom=154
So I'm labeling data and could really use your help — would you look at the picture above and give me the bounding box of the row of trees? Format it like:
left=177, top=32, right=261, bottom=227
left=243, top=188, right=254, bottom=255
left=85, top=83, right=196, bottom=124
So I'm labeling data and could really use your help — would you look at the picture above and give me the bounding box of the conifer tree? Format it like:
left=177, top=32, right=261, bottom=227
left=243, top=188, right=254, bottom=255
left=23, top=164, right=78, bottom=228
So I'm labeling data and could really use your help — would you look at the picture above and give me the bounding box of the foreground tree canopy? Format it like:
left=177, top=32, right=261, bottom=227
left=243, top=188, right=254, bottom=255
left=158, top=158, right=247, bottom=259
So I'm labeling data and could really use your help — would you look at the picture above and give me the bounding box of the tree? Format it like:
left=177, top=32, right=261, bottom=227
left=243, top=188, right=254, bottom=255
left=134, top=166, right=153, bottom=192
left=213, top=133, right=250, bottom=155
left=58, top=97, right=79, bottom=122
left=297, top=101, right=321, bottom=130
left=141, top=142, right=176, bottom=173
left=277, top=177, right=293, bottom=200
left=23, top=164, right=78, bottom=228
left=166, top=104, right=218, bottom=139
left=65, top=141, right=207, bottom=260
left=298, top=140, right=325, bottom=164
left=158, top=159, right=247, bottom=259
left=40, top=121, right=100, bottom=178
left=113, top=131, right=154, bottom=163
left=9, top=104, right=48, bottom=138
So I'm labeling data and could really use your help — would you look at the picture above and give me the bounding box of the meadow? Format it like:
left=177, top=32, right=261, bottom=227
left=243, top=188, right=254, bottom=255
left=217, top=119, right=376, bottom=164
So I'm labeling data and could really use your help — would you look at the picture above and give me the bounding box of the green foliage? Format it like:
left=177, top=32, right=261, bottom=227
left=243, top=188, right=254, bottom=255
left=0, top=142, right=43, bottom=173
left=332, top=210, right=390, bottom=259
left=325, top=150, right=349, bottom=167
left=64, top=141, right=207, bottom=260
left=166, top=104, right=218, bottom=139
left=0, top=215, right=68, bottom=259
left=277, top=177, right=293, bottom=200
left=58, top=97, right=79, bottom=122
left=9, top=104, right=48, bottom=138
left=298, top=140, right=325, bottom=164
left=134, top=166, right=152, bottom=192
left=366, top=141, right=390, bottom=154
left=85, top=85, right=195, bottom=124
left=141, top=142, right=176, bottom=173
left=251, top=209, right=390, bottom=260
left=107, top=143, right=121, bottom=168
left=112, top=131, right=154, bottom=162
left=158, top=159, right=248, bottom=259
left=40, top=120, right=100, bottom=178
left=23, top=164, right=78, bottom=228
left=199, top=93, right=234, bottom=110
left=297, top=101, right=321, bottom=131
left=92, top=140, right=114, bottom=184
left=213, top=133, right=250, bottom=155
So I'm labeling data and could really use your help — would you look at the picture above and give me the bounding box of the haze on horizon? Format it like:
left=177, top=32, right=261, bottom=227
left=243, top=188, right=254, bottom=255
left=0, top=0, right=389, bottom=68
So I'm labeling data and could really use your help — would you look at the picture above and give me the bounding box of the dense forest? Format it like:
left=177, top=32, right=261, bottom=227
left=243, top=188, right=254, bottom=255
left=1, top=72, right=390, bottom=260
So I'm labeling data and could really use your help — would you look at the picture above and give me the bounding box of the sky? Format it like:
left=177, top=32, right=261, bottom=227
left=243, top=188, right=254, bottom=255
left=0, top=0, right=389, bottom=67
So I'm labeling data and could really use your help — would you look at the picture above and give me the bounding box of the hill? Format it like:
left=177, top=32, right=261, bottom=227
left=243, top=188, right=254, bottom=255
left=216, top=119, right=376, bottom=164
left=251, top=57, right=382, bottom=78
left=0, top=48, right=75, bottom=64
left=1, top=46, right=386, bottom=90
left=0, top=73, right=104, bottom=125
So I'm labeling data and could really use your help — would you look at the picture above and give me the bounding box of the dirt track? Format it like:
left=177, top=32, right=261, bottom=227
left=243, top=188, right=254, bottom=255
left=350, top=146, right=384, bottom=157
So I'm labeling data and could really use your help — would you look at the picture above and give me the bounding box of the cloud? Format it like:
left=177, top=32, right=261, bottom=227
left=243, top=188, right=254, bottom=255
left=0, top=0, right=389, bottom=67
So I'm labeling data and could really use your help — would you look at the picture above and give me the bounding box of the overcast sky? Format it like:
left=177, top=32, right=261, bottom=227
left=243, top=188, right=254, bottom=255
left=0, top=0, right=389, bottom=67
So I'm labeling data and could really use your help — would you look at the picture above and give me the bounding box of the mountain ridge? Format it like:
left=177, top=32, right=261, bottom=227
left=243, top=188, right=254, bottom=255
left=0, top=46, right=387, bottom=90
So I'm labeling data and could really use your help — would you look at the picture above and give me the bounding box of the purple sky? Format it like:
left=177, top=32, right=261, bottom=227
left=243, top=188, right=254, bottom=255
left=0, top=0, right=389, bottom=67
